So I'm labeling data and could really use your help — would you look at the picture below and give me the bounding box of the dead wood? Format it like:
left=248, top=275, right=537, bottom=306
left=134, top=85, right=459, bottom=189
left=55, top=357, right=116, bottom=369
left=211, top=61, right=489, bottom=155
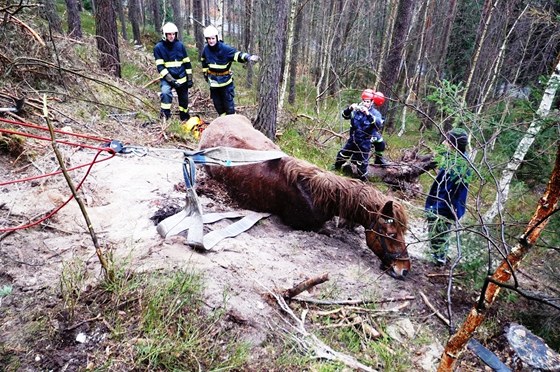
left=438, top=144, right=560, bottom=371
left=265, top=285, right=378, bottom=372
left=281, top=273, right=329, bottom=299
left=293, top=295, right=415, bottom=305
left=8, top=15, right=45, bottom=47
left=420, top=291, right=450, bottom=326
left=366, top=147, right=437, bottom=197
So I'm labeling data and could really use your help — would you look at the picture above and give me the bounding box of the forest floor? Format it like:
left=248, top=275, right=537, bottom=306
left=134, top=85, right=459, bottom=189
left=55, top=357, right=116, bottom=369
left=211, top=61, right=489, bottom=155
left=0, top=32, right=557, bottom=371
left=0, top=110, right=531, bottom=371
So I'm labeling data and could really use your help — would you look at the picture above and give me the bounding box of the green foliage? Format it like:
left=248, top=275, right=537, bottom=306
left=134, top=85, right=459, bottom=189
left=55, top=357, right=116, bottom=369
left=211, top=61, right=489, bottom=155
left=0, top=285, right=12, bottom=298
left=133, top=270, right=249, bottom=370
left=60, top=257, right=88, bottom=319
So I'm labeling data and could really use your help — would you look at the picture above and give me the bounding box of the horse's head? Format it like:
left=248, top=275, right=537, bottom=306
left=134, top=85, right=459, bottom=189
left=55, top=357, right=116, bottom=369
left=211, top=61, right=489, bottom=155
left=365, top=200, right=410, bottom=279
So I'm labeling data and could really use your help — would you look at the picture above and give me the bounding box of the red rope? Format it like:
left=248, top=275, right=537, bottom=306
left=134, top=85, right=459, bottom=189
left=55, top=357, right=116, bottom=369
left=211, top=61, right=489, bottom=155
left=0, top=117, right=111, bottom=142
left=0, top=117, right=118, bottom=232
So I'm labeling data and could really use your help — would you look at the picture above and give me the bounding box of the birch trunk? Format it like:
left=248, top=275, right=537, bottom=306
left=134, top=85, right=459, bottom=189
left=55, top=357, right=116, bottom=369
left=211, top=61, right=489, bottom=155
left=278, top=0, right=298, bottom=114
left=439, top=143, right=560, bottom=371
left=483, top=57, right=560, bottom=223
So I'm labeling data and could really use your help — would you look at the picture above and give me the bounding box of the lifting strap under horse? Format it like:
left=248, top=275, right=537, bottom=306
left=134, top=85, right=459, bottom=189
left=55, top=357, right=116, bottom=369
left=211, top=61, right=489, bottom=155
left=156, top=146, right=286, bottom=250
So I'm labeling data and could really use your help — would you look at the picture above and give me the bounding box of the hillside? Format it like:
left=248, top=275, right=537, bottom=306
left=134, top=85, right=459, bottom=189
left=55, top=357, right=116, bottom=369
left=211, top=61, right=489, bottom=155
left=1, top=11, right=559, bottom=372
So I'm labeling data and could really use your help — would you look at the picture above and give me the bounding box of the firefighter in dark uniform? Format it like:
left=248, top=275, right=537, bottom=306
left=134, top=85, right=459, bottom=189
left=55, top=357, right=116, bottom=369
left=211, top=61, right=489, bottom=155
left=200, top=25, right=259, bottom=116
left=153, top=22, right=193, bottom=121
left=334, top=89, right=385, bottom=180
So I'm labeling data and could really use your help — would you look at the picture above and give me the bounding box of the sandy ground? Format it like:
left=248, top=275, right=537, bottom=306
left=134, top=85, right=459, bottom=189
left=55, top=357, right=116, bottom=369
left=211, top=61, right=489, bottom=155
left=1, top=147, right=449, bottom=370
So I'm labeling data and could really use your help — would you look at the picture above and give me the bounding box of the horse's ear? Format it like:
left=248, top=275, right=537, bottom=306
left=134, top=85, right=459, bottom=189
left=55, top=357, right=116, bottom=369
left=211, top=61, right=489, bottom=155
left=380, top=200, right=395, bottom=219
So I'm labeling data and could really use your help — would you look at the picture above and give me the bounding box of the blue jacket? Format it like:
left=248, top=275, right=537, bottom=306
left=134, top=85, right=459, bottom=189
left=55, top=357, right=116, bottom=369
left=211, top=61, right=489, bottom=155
left=342, top=106, right=383, bottom=144
left=154, top=39, right=193, bottom=84
left=201, top=41, right=250, bottom=88
left=425, top=152, right=471, bottom=221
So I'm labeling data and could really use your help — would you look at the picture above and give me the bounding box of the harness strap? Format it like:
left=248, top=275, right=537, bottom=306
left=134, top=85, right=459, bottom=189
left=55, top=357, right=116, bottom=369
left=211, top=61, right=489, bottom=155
left=157, top=147, right=284, bottom=249
left=207, top=70, right=231, bottom=76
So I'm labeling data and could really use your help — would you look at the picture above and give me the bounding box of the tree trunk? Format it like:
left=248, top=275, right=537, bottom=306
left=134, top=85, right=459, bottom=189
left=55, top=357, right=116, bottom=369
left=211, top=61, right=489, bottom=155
left=379, top=0, right=416, bottom=127
left=483, top=56, right=560, bottom=223
left=115, top=0, right=128, bottom=41
left=152, top=0, right=162, bottom=33
left=461, top=0, right=500, bottom=106
left=243, top=0, right=254, bottom=88
left=278, top=0, right=298, bottom=113
left=66, top=0, right=83, bottom=39
left=439, top=142, right=560, bottom=371
left=193, top=0, right=204, bottom=55
left=171, top=0, right=183, bottom=41
left=41, top=0, right=64, bottom=34
left=288, top=6, right=303, bottom=105
left=95, top=0, right=121, bottom=77
left=129, top=0, right=142, bottom=45
left=254, top=0, right=288, bottom=139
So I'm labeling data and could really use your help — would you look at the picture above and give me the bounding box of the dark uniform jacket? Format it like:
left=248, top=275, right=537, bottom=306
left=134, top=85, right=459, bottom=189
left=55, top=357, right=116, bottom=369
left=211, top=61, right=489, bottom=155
left=201, top=41, right=249, bottom=88
left=154, top=39, right=193, bottom=85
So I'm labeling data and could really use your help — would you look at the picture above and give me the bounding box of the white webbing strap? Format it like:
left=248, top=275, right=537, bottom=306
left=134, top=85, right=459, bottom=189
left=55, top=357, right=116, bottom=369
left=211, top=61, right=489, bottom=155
left=157, top=206, right=270, bottom=250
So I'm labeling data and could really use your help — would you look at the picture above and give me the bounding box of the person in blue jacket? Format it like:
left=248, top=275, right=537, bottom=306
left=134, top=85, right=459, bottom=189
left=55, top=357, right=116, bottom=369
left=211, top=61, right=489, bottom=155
left=425, top=128, right=471, bottom=265
left=333, top=89, right=385, bottom=180
left=201, top=25, right=259, bottom=116
left=154, top=22, right=193, bottom=121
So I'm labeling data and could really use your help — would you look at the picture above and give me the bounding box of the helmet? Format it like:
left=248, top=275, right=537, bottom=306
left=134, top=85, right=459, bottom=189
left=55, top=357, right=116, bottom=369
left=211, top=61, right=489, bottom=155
left=361, top=89, right=375, bottom=101
left=162, top=22, right=178, bottom=38
left=203, top=25, right=219, bottom=39
left=372, top=91, right=385, bottom=106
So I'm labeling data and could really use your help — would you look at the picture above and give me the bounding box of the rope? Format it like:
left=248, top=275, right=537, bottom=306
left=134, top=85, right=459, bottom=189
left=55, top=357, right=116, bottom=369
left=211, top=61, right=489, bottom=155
left=1, top=117, right=116, bottom=232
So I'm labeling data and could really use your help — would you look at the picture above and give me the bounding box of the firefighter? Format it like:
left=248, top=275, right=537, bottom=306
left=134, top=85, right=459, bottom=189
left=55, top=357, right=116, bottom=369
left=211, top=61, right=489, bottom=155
left=334, top=89, right=385, bottom=180
left=153, top=22, right=193, bottom=121
left=201, top=25, right=259, bottom=116
left=369, top=91, right=388, bottom=166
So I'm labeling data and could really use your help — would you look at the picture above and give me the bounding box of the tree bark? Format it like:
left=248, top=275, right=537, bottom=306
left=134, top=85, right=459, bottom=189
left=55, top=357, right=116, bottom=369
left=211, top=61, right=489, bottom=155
left=115, top=0, right=128, bottom=41
left=193, top=0, right=204, bottom=55
left=66, top=0, right=83, bottom=39
left=278, top=0, right=298, bottom=114
left=288, top=6, right=303, bottom=105
left=243, top=0, right=254, bottom=88
left=254, top=0, right=288, bottom=139
left=95, top=0, right=121, bottom=77
left=152, top=0, right=162, bottom=33
left=40, top=0, right=64, bottom=34
left=439, top=143, right=560, bottom=371
left=379, top=0, right=416, bottom=127
left=129, top=0, right=142, bottom=45
left=171, top=0, right=183, bottom=41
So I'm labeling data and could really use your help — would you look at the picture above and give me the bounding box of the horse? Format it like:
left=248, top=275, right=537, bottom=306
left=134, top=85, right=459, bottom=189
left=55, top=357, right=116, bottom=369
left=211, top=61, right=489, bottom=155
left=198, top=114, right=410, bottom=279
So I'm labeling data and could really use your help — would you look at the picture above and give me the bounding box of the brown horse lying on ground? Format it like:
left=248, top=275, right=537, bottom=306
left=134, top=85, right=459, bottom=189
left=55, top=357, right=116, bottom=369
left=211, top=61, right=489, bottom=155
left=198, top=115, right=410, bottom=279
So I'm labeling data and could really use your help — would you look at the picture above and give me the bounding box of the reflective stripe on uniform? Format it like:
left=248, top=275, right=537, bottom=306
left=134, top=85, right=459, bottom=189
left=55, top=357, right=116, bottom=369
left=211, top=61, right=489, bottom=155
left=161, top=102, right=172, bottom=109
left=179, top=106, right=189, bottom=113
left=165, top=61, right=183, bottom=68
left=159, top=68, right=169, bottom=77
left=177, top=77, right=187, bottom=84
left=209, top=77, right=233, bottom=88
left=207, top=62, right=230, bottom=69
left=155, top=59, right=165, bottom=66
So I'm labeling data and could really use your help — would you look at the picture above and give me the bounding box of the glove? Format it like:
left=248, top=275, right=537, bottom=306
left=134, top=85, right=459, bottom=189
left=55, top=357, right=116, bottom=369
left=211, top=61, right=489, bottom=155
left=173, top=80, right=182, bottom=89
left=248, top=54, right=260, bottom=62
left=186, top=80, right=193, bottom=89
left=203, top=72, right=209, bottom=83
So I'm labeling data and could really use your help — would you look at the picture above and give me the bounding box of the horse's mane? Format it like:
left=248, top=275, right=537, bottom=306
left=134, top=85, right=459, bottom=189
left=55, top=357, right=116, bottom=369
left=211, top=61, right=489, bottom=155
left=280, top=157, right=408, bottom=233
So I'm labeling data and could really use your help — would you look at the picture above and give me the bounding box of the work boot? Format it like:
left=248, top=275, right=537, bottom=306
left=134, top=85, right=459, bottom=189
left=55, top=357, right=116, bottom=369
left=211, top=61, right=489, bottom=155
left=180, top=112, right=191, bottom=121
left=374, top=155, right=388, bottom=166
left=160, top=110, right=171, bottom=120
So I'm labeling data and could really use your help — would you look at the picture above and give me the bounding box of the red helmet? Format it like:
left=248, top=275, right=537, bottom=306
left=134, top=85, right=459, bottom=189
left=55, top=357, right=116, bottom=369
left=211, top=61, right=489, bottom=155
left=372, top=91, right=385, bottom=106
left=361, top=89, right=375, bottom=101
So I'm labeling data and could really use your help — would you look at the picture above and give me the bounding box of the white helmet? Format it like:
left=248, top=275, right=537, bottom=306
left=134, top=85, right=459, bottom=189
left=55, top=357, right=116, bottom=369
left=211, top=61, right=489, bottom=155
left=203, top=25, right=219, bottom=39
left=162, top=22, right=178, bottom=38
